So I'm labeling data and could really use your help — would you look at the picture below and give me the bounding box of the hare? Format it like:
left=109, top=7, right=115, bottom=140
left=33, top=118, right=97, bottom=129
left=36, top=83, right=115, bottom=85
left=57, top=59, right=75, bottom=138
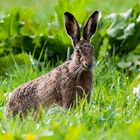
left=5, top=11, right=99, bottom=116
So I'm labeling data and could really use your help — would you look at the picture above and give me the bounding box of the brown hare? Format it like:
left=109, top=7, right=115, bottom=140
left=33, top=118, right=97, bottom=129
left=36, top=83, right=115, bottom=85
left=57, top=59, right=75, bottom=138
left=5, top=11, right=99, bottom=116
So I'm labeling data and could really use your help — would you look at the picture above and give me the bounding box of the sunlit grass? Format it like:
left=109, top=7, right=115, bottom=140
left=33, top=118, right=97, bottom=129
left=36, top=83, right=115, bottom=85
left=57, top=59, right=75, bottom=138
left=0, top=57, right=140, bottom=140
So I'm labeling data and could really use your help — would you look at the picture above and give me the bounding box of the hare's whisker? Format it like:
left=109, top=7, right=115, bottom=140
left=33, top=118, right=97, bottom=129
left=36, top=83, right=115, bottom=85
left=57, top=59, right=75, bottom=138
left=67, top=66, right=82, bottom=90
left=67, top=67, right=81, bottom=86
left=76, top=67, right=83, bottom=85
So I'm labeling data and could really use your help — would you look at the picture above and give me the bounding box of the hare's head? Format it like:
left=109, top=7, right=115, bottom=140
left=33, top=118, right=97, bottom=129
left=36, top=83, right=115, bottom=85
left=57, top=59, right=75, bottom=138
left=64, top=11, right=99, bottom=71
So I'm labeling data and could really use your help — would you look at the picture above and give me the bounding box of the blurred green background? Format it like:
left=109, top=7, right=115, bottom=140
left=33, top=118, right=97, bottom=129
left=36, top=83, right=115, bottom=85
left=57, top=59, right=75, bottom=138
left=0, top=0, right=140, bottom=75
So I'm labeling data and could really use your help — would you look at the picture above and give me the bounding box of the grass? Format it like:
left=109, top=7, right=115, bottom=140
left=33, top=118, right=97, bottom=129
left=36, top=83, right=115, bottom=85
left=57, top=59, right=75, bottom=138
left=0, top=57, right=140, bottom=140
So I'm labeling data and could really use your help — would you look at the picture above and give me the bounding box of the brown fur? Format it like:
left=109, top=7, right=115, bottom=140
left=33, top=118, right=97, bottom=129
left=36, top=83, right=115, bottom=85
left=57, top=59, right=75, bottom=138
left=5, top=11, right=99, bottom=116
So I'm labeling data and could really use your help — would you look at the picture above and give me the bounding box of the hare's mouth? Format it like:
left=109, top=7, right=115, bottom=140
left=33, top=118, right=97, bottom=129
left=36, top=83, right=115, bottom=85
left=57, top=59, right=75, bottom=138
left=82, top=64, right=93, bottom=71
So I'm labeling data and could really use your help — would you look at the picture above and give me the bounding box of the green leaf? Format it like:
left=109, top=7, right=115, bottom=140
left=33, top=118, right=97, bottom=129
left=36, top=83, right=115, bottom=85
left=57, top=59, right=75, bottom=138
left=107, top=9, right=133, bottom=39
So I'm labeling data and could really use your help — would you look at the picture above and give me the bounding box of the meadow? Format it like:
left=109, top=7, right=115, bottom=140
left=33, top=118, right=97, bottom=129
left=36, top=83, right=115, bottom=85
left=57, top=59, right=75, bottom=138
left=0, top=0, right=140, bottom=140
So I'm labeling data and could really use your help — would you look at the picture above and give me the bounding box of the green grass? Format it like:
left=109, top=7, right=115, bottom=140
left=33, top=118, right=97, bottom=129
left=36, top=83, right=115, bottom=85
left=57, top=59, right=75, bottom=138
left=0, top=58, right=140, bottom=140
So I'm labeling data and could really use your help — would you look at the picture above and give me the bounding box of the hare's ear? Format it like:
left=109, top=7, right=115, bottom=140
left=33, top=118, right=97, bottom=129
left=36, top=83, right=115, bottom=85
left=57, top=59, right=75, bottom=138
left=83, top=11, right=99, bottom=42
left=64, top=12, right=80, bottom=46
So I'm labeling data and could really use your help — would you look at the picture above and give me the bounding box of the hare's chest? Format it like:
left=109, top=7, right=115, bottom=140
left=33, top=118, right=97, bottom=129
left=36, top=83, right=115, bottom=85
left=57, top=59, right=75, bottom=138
left=77, top=72, right=92, bottom=94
